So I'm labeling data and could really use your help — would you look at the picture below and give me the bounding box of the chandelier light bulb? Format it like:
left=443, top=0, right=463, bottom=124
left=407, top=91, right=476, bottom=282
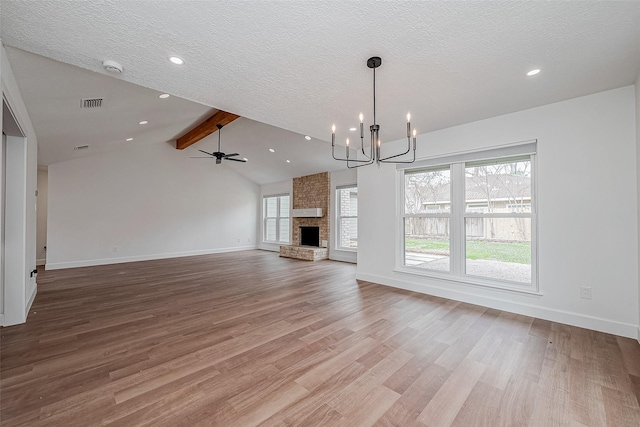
left=346, top=138, right=349, bottom=146
left=359, top=113, right=364, bottom=122
left=407, top=113, right=411, bottom=122
left=332, top=124, right=336, bottom=133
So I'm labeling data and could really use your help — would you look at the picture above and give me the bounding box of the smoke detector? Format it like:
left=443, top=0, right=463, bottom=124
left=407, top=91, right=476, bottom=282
left=102, top=60, right=123, bottom=74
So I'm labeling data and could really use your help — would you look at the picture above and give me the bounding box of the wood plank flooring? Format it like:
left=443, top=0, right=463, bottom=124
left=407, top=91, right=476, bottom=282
left=1, top=250, right=640, bottom=426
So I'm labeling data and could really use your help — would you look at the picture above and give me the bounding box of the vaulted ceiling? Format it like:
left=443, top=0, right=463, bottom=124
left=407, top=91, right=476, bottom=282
left=2, top=1, right=640, bottom=184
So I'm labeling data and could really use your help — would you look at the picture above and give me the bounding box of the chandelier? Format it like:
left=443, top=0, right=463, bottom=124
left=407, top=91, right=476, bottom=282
left=332, top=56, right=417, bottom=168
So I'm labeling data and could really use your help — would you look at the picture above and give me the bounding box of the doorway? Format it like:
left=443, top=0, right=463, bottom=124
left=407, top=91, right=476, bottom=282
left=2, top=98, right=28, bottom=325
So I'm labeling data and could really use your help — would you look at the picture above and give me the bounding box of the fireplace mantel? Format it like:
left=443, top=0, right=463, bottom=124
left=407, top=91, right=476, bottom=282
left=292, top=208, right=323, bottom=218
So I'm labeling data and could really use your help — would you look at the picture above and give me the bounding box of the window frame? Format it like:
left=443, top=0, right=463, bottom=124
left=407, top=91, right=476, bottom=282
left=396, top=144, right=538, bottom=294
left=336, top=184, right=358, bottom=251
left=262, top=193, right=290, bottom=244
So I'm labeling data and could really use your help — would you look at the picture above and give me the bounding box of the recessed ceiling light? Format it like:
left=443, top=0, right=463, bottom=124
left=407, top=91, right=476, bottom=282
left=169, top=56, right=184, bottom=65
left=304, top=135, right=311, bottom=141
left=527, top=69, right=540, bottom=76
left=138, top=120, right=148, bottom=125
left=269, top=148, right=275, bottom=153
left=243, top=158, right=248, bottom=162
left=159, top=94, right=170, bottom=99
left=286, top=160, right=290, bottom=163
left=126, top=137, right=133, bottom=142
left=349, top=127, right=357, bottom=132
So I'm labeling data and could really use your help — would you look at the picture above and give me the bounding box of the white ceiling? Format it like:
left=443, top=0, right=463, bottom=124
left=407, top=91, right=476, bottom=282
left=4, top=47, right=343, bottom=184
left=2, top=1, right=640, bottom=182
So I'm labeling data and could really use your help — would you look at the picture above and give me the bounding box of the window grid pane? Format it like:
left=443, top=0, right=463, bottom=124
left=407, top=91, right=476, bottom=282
left=337, top=186, right=358, bottom=250
left=464, top=218, right=532, bottom=283
left=265, top=218, right=276, bottom=242
left=279, top=218, right=290, bottom=243
left=404, top=168, right=451, bottom=214
left=265, top=197, right=277, bottom=218
left=404, top=217, right=450, bottom=272
left=339, top=218, right=358, bottom=248
left=465, top=159, right=531, bottom=214
left=280, top=196, right=290, bottom=217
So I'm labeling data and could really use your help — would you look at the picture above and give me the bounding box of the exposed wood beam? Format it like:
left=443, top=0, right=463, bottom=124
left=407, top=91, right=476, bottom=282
left=176, top=110, right=240, bottom=150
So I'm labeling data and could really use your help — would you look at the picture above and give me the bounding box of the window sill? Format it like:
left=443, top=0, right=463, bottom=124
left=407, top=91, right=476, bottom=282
left=335, top=247, right=357, bottom=253
left=393, top=266, right=542, bottom=296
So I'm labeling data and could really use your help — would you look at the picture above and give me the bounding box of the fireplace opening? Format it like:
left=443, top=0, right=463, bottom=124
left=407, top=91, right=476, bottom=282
left=300, top=226, right=320, bottom=247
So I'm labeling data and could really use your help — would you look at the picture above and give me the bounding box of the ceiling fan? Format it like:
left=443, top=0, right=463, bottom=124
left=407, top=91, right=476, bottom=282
left=191, top=124, right=246, bottom=164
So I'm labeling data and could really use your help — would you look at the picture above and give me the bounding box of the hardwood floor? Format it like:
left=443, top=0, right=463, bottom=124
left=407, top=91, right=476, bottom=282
left=1, top=250, right=640, bottom=426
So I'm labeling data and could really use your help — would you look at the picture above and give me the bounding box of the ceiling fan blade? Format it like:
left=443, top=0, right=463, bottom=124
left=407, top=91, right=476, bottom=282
left=226, top=157, right=247, bottom=162
left=224, top=153, right=239, bottom=158
left=198, top=149, right=214, bottom=156
left=190, top=156, right=216, bottom=158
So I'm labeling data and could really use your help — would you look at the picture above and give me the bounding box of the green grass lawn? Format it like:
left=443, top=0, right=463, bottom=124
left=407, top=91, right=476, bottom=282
left=405, top=238, right=531, bottom=264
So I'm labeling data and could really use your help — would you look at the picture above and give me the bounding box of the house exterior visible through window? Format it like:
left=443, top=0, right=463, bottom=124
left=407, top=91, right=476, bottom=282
left=399, top=142, right=537, bottom=292
left=263, top=194, right=290, bottom=243
left=336, top=185, right=358, bottom=250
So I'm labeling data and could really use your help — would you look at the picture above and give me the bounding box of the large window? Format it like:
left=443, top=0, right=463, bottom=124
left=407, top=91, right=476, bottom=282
left=401, top=145, right=536, bottom=291
left=263, top=194, right=290, bottom=243
left=336, top=185, right=358, bottom=250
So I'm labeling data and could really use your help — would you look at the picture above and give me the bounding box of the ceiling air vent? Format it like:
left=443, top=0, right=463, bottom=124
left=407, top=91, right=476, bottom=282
left=81, top=98, right=103, bottom=108
left=74, top=144, right=89, bottom=151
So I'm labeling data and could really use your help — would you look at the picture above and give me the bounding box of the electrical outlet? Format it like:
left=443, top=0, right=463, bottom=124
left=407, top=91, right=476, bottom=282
left=237, top=238, right=241, bottom=243
left=580, top=286, right=592, bottom=300
left=112, top=246, right=117, bottom=253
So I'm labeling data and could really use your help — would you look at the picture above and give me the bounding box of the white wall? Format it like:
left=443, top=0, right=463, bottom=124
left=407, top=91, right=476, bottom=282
left=258, top=179, right=292, bottom=252
left=0, top=133, right=4, bottom=318
left=1, top=44, right=39, bottom=326
left=330, top=168, right=357, bottom=263
left=636, top=74, right=640, bottom=342
left=46, top=141, right=259, bottom=269
left=36, top=167, right=48, bottom=265
left=357, top=86, right=639, bottom=339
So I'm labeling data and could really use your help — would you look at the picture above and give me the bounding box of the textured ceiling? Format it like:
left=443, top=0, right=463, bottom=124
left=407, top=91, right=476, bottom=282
left=2, top=1, right=640, bottom=176
left=4, top=47, right=340, bottom=184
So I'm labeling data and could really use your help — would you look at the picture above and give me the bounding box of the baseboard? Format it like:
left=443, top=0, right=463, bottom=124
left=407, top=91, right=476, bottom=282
left=258, top=243, right=281, bottom=253
left=26, top=287, right=37, bottom=317
left=36, top=258, right=46, bottom=266
left=0, top=314, right=4, bottom=326
left=637, top=327, right=640, bottom=345
left=45, top=246, right=257, bottom=270
left=329, top=250, right=357, bottom=264
left=356, top=272, right=638, bottom=339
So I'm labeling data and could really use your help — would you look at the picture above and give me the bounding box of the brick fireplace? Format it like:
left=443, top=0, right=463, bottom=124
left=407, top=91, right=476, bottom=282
left=280, top=172, right=330, bottom=261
